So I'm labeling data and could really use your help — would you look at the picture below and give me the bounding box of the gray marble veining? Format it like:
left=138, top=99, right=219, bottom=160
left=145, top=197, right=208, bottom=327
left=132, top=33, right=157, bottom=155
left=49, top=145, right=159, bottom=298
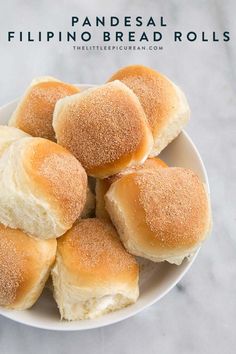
left=0, top=0, right=235, bottom=353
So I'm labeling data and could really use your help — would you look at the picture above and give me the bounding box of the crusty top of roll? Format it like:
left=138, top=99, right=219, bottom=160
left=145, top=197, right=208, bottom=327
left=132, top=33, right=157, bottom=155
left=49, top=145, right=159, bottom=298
left=21, top=137, right=87, bottom=227
left=106, top=168, right=211, bottom=251
left=0, top=224, right=56, bottom=308
left=53, top=81, right=153, bottom=178
left=95, top=157, right=167, bottom=220
left=139, top=156, right=167, bottom=169
left=108, top=65, right=184, bottom=135
left=57, top=219, right=138, bottom=287
left=9, top=77, right=79, bottom=140
left=107, top=156, right=168, bottom=185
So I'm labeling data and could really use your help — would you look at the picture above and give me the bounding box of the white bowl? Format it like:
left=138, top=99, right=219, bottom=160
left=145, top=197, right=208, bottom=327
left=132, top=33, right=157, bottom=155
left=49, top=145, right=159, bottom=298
left=0, top=84, right=210, bottom=331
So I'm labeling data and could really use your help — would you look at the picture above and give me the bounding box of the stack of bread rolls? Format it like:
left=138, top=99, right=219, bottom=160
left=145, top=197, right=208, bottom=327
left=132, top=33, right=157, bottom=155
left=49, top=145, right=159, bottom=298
left=0, top=65, right=211, bottom=321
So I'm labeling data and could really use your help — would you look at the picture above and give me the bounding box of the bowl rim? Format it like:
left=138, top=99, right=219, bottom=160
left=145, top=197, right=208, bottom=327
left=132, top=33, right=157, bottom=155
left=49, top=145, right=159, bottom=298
left=0, top=242, right=200, bottom=331
left=0, top=88, right=210, bottom=331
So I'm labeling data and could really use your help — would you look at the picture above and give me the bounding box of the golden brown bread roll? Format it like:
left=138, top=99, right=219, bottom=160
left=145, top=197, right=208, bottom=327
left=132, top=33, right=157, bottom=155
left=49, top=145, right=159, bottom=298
left=53, top=81, right=153, bottom=178
left=108, top=65, right=190, bottom=156
left=105, top=168, right=211, bottom=265
left=95, top=157, right=167, bottom=220
left=0, top=224, right=56, bottom=310
left=52, top=218, right=139, bottom=320
left=9, top=77, right=79, bottom=140
left=0, top=137, right=87, bottom=239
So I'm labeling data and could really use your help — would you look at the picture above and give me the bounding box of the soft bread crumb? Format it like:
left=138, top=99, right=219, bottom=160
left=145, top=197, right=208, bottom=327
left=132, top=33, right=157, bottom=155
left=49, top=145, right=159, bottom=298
left=0, top=126, right=30, bottom=157
left=52, top=219, right=139, bottom=320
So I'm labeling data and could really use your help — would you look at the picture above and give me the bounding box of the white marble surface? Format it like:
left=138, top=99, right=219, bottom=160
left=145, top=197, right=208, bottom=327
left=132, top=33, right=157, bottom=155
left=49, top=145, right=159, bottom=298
left=0, top=0, right=235, bottom=353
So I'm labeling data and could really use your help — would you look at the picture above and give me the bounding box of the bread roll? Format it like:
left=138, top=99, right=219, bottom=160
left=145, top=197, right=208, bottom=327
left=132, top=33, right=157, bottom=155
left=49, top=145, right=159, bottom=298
left=95, top=157, right=167, bottom=220
left=105, top=168, right=211, bottom=265
left=53, top=81, right=153, bottom=178
left=0, top=224, right=56, bottom=310
left=0, top=137, right=87, bottom=239
left=52, top=219, right=139, bottom=320
left=108, top=65, right=190, bottom=156
left=0, top=125, right=29, bottom=156
left=9, top=77, right=79, bottom=141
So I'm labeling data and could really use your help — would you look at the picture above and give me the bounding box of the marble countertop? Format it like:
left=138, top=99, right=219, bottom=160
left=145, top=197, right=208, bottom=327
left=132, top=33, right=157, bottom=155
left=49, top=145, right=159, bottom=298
left=0, top=1, right=235, bottom=353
